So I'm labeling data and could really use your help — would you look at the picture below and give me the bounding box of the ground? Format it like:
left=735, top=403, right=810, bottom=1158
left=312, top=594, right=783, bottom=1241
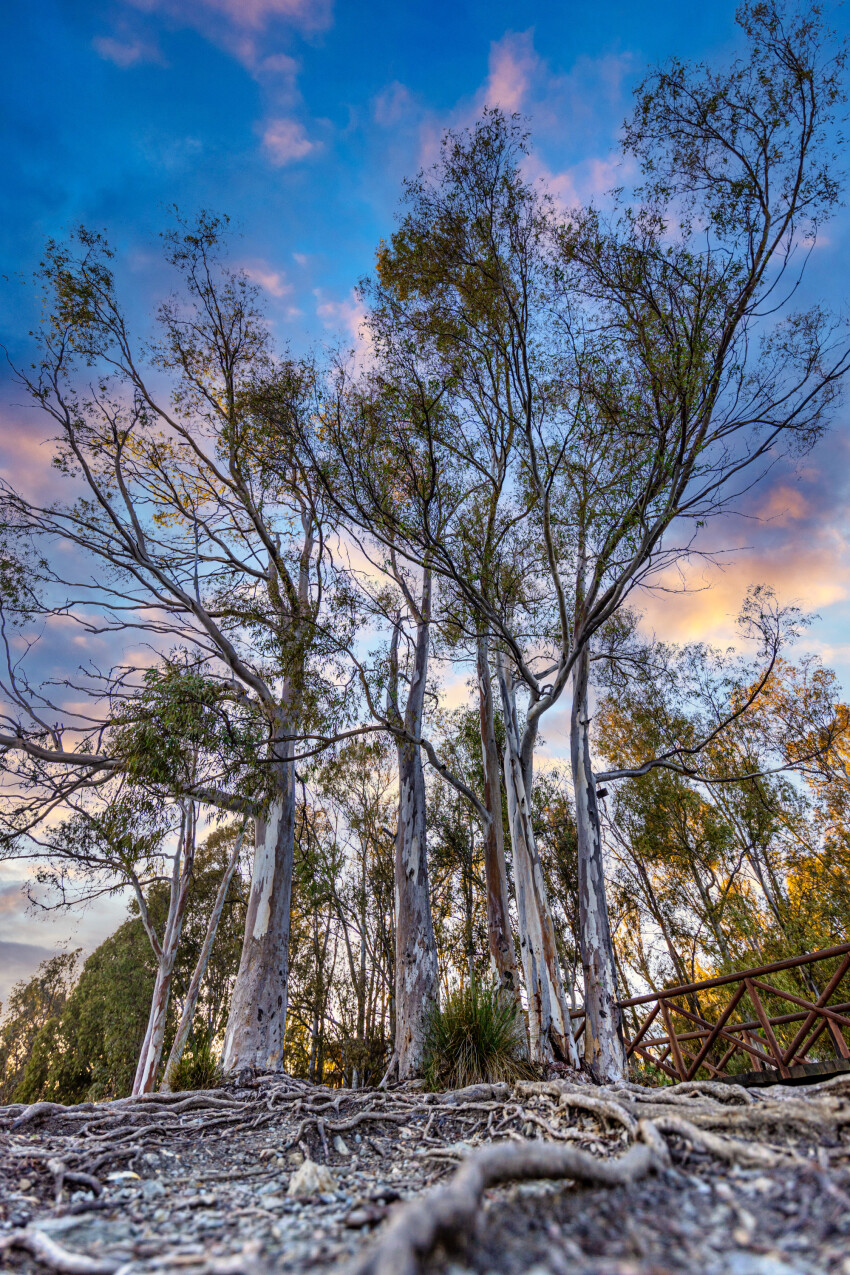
left=1, top=1072, right=849, bottom=1274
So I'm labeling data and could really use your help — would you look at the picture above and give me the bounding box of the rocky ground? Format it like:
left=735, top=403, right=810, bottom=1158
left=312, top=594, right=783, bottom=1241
left=1, top=1072, right=849, bottom=1275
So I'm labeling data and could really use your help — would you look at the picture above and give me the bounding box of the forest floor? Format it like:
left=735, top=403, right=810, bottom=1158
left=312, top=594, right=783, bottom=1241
left=2, top=1070, right=850, bottom=1275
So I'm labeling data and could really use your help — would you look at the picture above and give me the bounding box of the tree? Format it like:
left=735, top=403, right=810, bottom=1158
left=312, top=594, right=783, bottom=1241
left=0, top=214, right=360, bottom=1073
left=535, top=0, right=849, bottom=1078
left=0, top=951, right=79, bottom=1103
left=318, top=116, right=579, bottom=1066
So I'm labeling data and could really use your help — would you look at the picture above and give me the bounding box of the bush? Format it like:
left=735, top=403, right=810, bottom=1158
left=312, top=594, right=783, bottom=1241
left=169, top=1037, right=222, bottom=1092
left=422, top=981, right=533, bottom=1090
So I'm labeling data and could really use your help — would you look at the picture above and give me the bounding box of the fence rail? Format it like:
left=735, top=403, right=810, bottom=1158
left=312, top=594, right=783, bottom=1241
left=570, top=942, right=850, bottom=1084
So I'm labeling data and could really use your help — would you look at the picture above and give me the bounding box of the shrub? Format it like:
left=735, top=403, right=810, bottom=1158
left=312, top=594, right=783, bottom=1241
left=422, top=980, right=533, bottom=1090
left=169, top=1037, right=222, bottom=1092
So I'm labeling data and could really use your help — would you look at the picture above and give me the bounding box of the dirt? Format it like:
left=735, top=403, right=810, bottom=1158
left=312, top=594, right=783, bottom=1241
left=1, top=1073, right=849, bottom=1275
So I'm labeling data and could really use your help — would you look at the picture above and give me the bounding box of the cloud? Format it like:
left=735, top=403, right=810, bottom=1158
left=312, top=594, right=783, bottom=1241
left=636, top=459, right=850, bottom=652
left=373, top=82, right=413, bottom=128
left=410, top=29, right=635, bottom=201
left=483, top=29, right=539, bottom=114
left=93, top=35, right=165, bottom=67
left=314, top=289, right=373, bottom=366
left=0, top=881, right=26, bottom=916
left=127, top=0, right=333, bottom=34
left=241, top=260, right=292, bottom=297
left=262, top=118, right=317, bottom=166
left=0, top=940, right=56, bottom=1005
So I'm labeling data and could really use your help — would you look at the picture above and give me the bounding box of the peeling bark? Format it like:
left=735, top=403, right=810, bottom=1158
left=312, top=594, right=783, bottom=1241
left=391, top=568, right=439, bottom=1080
left=133, top=804, right=197, bottom=1096
left=222, top=713, right=296, bottom=1073
left=476, top=632, right=519, bottom=997
left=570, top=645, right=626, bottom=1082
left=160, top=820, right=247, bottom=1092
left=497, top=654, right=578, bottom=1067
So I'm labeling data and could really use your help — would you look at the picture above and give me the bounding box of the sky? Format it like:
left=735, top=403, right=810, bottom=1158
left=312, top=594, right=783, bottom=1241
left=1, top=0, right=850, bottom=1004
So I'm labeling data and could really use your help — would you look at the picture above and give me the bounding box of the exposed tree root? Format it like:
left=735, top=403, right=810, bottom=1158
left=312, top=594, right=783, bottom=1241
left=649, top=1114, right=806, bottom=1168
left=344, top=1123, right=666, bottom=1275
left=0, top=1228, right=120, bottom=1274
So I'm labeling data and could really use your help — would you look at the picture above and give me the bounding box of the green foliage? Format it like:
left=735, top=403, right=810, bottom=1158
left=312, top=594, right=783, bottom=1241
left=10, top=824, right=247, bottom=1102
left=15, top=918, right=156, bottom=1103
left=168, top=1036, right=222, bottom=1092
left=0, top=951, right=79, bottom=1103
left=422, top=981, right=533, bottom=1090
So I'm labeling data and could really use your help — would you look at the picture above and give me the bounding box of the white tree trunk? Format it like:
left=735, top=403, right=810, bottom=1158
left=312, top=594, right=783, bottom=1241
left=132, top=804, right=196, bottom=1096
left=391, top=566, right=439, bottom=1080
left=160, top=821, right=247, bottom=1092
left=477, top=634, right=520, bottom=999
left=496, top=655, right=578, bottom=1067
left=394, top=735, right=439, bottom=1078
left=133, top=957, right=177, bottom=1096
left=570, top=645, right=627, bottom=1082
left=222, top=733, right=296, bottom=1073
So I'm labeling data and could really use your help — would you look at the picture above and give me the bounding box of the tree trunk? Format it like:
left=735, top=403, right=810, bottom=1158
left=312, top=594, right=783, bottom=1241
left=496, top=655, right=578, bottom=1067
left=476, top=633, right=520, bottom=997
left=160, top=821, right=247, bottom=1092
left=133, top=803, right=196, bottom=1096
left=133, top=956, right=177, bottom=1095
left=392, top=568, right=439, bottom=1080
left=570, top=645, right=627, bottom=1082
left=222, top=715, right=296, bottom=1073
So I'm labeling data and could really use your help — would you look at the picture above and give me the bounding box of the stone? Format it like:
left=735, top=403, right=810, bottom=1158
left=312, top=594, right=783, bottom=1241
left=333, top=1135, right=350, bottom=1156
left=287, top=1159, right=336, bottom=1198
left=17, top=1178, right=32, bottom=1191
left=141, top=1179, right=167, bottom=1200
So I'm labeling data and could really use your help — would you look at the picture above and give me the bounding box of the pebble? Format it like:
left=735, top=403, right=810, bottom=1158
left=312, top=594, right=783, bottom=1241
left=287, top=1159, right=336, bottom=1197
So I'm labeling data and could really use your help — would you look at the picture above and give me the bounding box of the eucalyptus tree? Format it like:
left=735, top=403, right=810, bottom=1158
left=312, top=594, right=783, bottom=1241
left=319, top=122, right=577, bottom=1067
left=552, top=0, right=849, bottom=1076
left=3, top=658, right=258, bottom=1094
left=0, top=215, right=358, bottom=1073
left=321, top=0, right=848, bottom=1082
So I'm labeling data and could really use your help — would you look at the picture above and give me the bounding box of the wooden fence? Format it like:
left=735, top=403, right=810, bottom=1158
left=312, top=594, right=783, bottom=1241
left=571, top=942, right=850, bottom=1084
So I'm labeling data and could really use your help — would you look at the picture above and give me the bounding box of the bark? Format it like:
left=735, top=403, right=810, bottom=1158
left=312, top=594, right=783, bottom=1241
left=133, top=960, right=176, bottom=1096
left=496, top=654, right=578, bottom=1067
left=221, top=710, right=296, bottom=1073
left=159, top=820, right=247, bottom=1092
left=132, top=804, right=197, bottom=1096
left=391, top=568, right=439, bottom=1080
left=570, top=645, right=627, bottom=1082
left=476, top=633, right=520, bottom=997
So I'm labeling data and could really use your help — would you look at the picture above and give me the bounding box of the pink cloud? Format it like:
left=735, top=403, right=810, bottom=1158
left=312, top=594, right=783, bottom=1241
left=262, top=118, right=316, bottom=166
left=93, top=34, right=165, bottom=67
left=128, top=0, right=333, bottom=32
left=483, top=29, right=538, bottom=113
left=373, top=81, right=413, bottom=128
left=755, top=483, right=812, bottom=527
left=241, top=260, right=292, bottom=298
left=314, top=290, right=373, bottom=367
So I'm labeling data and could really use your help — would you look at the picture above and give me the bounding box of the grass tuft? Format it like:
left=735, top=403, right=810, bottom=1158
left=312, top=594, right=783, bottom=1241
left=422, top=980, right=533, bottom=1090
left=169, top=1038, right=222, bottom=1092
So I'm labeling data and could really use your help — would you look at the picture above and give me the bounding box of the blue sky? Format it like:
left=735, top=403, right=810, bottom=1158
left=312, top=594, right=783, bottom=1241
left=1, top=0, right=850, bottom=999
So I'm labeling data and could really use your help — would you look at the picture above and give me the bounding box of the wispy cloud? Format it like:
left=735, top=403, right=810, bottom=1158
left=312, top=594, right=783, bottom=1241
left=314, top=289, right=373, bottom=366
left=373, top=81, right=413, bottom=128
left=262, top=117, right=317, bottom=166
left=93, top=35, right=165, bottom=67
left=241, top=260, right=293, bottom=297
left=482, top=29, right=539, bottom=113
left=127, top=0, right=333, bottom=34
